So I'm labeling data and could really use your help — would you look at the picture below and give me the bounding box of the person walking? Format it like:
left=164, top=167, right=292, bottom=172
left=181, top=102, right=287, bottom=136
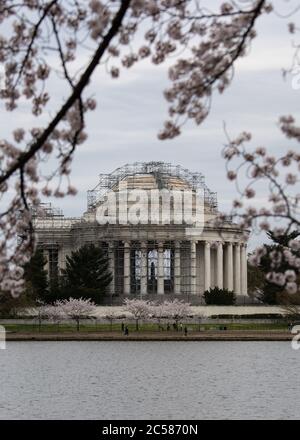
left=184, top=326, right=188, bottom=337
left=121, top=322, right=125, bottom=333
left=124, top=326, right=129, bottom=336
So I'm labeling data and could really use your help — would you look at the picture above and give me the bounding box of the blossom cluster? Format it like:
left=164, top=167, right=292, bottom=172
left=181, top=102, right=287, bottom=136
left=34, top=297, right=96, bottom=328
left=124, top=297, right=191, bottom=320
left=223, top=118, right=300, bottom=293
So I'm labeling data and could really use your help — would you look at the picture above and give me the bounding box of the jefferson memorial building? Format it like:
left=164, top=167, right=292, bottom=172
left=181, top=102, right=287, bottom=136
left=33, top=162, right=248, bottom=301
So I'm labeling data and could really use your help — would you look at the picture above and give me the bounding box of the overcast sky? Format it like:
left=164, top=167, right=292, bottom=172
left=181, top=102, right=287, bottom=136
left=2, top=2, right=300, bottom=250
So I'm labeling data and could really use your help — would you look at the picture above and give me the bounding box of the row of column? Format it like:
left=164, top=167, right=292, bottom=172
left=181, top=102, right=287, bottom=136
left=108, top=240, right=247, bottom=296
left=203, top=241, right=248, bottom=295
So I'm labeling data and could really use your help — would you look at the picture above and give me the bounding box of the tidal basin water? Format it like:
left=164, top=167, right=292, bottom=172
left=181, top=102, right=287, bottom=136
left=0, top=341, right=299, bottom=419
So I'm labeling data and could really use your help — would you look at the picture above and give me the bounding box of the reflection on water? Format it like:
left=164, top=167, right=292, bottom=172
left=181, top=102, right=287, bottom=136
left=0, top=341, right=299, bottom=419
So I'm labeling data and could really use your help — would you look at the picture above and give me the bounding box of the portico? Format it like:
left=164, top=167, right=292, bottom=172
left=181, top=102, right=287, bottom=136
left=105, top=239, right=248, bottom=296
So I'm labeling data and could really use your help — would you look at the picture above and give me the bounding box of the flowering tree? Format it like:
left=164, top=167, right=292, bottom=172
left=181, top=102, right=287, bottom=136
left=26, top=301, right=63, bottom=331
left=222, top=125, right=300, bottom=294
left=55, top=297, right=96, bottom=331
left=42, top=304, right=65, bottom=329
left=123, top=298, right=152, bottom=331
left=246, top=231, right=300, bottom=303
left=150, top=301, right=170, bottom=330
left=1, top=0, right=300, bottom=297
left=162, top=299, right=191, bottom=327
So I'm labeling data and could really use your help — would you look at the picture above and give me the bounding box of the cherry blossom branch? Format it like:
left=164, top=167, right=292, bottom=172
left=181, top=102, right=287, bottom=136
left=0, top=0, right=131, bottom=186
left=13, top=0, right=58, bottom=88
left=221, top=119, right=300, bottom=295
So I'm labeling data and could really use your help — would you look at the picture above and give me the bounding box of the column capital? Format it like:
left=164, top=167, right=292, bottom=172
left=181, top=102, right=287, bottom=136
left=140, top=241, right=147, bottom=249
left=123, top=241, right=130, bottom=248
left=216, top=241, right=223, bottom=247
left=205, top=241, right=211, bottom=248
left=157, top=241, right=164, bottom=249
left=175, top=240, right=181, bottom=249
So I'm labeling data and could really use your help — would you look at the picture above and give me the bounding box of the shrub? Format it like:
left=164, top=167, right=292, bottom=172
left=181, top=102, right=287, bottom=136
left=204, top=287, right=236, bottom=305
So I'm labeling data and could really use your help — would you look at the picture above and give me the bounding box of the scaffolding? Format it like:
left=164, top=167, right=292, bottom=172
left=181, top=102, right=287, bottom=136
left=31, top=202, right=63, bottom=219
left=32, top=164, right=221, bottom=301
left=87, top=161, right=218, bottom=213
left=32, top=202, right=80, bottom=229
left=93, top=239, right=194, bottom=300
left=32, top=203, right=81, bottom=283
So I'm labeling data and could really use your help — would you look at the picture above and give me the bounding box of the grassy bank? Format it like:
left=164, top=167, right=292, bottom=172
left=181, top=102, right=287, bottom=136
left=3, top=321, right=290, bottom=334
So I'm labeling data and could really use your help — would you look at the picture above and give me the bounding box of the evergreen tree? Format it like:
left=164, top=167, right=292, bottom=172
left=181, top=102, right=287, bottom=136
left=23, top=249, right=48, bottom=301
left=60, top=244, right=112, bottom=304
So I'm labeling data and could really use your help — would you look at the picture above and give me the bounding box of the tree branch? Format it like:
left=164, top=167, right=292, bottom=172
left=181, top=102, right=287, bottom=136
left=0, top=0, right=132, bottom=185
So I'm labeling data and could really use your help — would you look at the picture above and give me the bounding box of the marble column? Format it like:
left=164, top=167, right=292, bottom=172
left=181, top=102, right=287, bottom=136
left=174, top=241, right=181, bottom=294
left=57, top=247, right=64, bottom=274
left=204, top=241, right=211, bottom=291
left=140, top=241, right=148, bottom=296
left=108, top=242, right=115, bottom=295
left=44, top=249, right=50, bottom=279
left=123, top=241, right=131, bottom=295
left=226, top=242, right=233, bottom=291
left=234, top=243, right=241, bottom=294
left=157, top=242, right=165, bottom=295
left=216, top=242, right=223, bottom=289
left=190, top=241, right=197, bottom=295
left=241, top=243, right=248, bottom=295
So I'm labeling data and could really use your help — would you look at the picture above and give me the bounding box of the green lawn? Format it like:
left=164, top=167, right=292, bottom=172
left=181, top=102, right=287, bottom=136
left=3, top=321, right=289, bottom=333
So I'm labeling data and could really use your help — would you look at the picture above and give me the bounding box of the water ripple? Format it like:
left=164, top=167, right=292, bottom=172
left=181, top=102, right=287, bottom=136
left=0, top=341, right=299, bottom=420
